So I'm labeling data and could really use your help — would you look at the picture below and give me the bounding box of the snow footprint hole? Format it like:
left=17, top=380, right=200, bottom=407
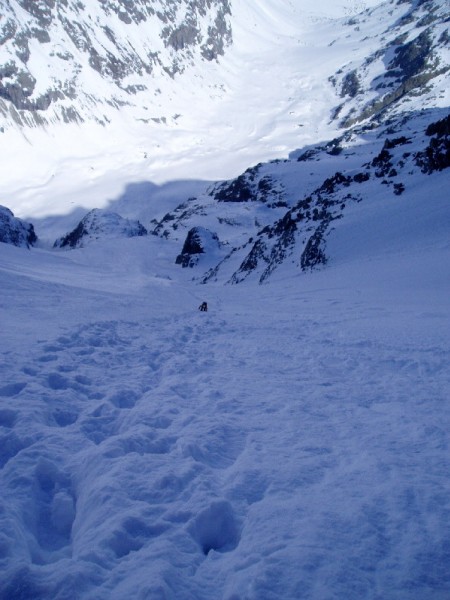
left=52, top=408, right=78, bottom=427
left=189, top=500, right=241, bottom=556
left=33, top=460, right=76, bottom=552
left=0, top=408, right=18, bottom=428
left=0, top=432, right=28, bottom=468
left=0, top=382, right=27, bottom=397
left=108, top=517, right=169, bottom=559
left=182, top=424, right=245, bottom=469
left=46, top=373, right=70, bottom=391
left=80, top=403, right=119, bottom=444
left=109, top=388, right=139, bottom=409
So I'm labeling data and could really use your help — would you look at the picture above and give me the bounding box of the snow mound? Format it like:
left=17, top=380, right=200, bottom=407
left=0, top=205, right=37, bottom=248
left=54, top=209, right=147, bottom=249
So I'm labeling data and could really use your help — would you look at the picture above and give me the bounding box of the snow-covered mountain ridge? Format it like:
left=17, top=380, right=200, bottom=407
left=3, top=105, right=447, bottom=287
left=0, top=0, right=448, bottom=284
left=171, top=108, right=450, bottom=284
left=27, top=107, right=443, bottom=284
left=1, top=0, right=447, bottom=132
left=330, top=0, right=450, bottom=127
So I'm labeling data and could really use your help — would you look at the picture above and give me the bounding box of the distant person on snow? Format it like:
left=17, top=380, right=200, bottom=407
left=199, top=301, right=208, bottom=312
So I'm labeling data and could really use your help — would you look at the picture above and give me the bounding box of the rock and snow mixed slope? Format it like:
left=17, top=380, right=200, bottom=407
left=144, top=109, right=450, bottom=284
left=11, top=107, right=445, bottom=285
left=0, top=0, right=232, bottom=123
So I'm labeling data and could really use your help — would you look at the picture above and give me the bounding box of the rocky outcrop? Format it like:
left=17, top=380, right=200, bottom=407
left=175, top=227, right=220, bottom=268
left=0, top=205, right=37, bottom=248
left=209, top=165, right=287, bottom=207
left=415, top=114, right=450, bottom=173
left=223, top=179, right=347, bottom=285
left=54, top=209, right=147, bottom=249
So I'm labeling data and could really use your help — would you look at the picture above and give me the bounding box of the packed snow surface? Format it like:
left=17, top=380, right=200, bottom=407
left=1, top=212, right=449, bottom=598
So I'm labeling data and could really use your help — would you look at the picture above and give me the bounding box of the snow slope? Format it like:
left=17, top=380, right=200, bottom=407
left=0, top=1, right=449, bottom=597
left=1, top=192, right=449, bottom=598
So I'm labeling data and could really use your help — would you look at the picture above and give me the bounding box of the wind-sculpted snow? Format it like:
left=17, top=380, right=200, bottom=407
left=0, top=229, right=449, bottom=598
